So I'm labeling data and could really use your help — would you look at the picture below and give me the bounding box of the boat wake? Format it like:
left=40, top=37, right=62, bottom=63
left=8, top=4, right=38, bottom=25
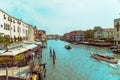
left=100, top=59, right=120, bottom=69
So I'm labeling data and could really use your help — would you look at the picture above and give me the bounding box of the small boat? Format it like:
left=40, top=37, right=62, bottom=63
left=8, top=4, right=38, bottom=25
left=65, top=45, right=72, bottom=49
left=91, top=54, right=118, bottom=64
left=110, top=45, right=117, bottom=49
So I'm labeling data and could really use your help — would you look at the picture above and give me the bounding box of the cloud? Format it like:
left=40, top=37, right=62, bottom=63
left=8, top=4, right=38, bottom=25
left=0, top=0, right=120, bottom=35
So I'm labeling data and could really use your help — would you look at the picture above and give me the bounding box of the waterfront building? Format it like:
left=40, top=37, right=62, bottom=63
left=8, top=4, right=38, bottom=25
left=0, top=9, right=29, bottom=42
left=28, top=25, right=34, bottom=42
left=62, top=33, right=71, bottom=41
left=102, top=28, right=114, bottom=38
left=114, top=18, right=120, bottom=42
left=33, top=26, right=41, bottom=41
left=33, top=26, right=46, bottom=42
left=38, top=30, right=46, bottom=42
left=94, top=28, right=114, bottom=39
left=94, top=29, right=102, bottom=38
left=33, top=26, right=39, bottom=41
left=69, top=30, right=85, bottom=42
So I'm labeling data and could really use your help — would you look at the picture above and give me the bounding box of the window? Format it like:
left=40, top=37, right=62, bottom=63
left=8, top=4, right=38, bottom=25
left=17, top=21, right=21, bottom=25
left=4, top=23, right=6, bottom=30
left=8, top=17, right=10, bottom=21
left=1, top=25, right=3, bottom=28
left=13, top=20, right=15, bottom=23
left=116, top=22, right=119, bottom=32
left=13, top=26, right=15, bottom=32
left=111, top=35, right=113, bottom=38
left=117, top=27, right=119, bottom=32
left=117, top=34, right=119, bottom=39
left=3, top=15, right=6, bottom=19
left=4, top=23, right=10, bottom=30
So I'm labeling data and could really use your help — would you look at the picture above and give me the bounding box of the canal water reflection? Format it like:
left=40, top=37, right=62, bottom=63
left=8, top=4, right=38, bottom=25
left=42, top=40, right=120, bottom=80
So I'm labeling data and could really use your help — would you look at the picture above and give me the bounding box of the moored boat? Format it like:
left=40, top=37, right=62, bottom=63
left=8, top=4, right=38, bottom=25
left=65, top=45, right=72, bottom=49
left=91, top=54, right=118, bottom=64
left=110, top=45, right=117, bottom=50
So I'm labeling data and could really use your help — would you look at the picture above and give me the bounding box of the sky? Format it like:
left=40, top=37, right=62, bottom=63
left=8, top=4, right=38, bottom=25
left=0, top=0, right=120, bottom=35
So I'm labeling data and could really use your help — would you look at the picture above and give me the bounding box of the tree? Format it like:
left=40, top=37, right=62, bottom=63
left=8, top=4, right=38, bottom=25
left=94, top=26, right=102, bottom=31
left=4, top=36, right=10, bottom=48
left=85, top=29, right=94, bottom=40
left=105, top=38, right=114, bottom=43
left=0, top=35, right=5, bottom=43
left=0, top=35, right=10, bottom=48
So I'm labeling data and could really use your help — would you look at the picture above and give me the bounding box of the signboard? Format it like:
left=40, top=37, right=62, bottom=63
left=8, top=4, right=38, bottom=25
left=14, top=53, right=24, bottom=62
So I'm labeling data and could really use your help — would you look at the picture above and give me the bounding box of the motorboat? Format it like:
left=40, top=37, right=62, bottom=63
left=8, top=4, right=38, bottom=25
left=65, top=45, right=72, bottom=49
left=91, top=54, right=118, bottom=64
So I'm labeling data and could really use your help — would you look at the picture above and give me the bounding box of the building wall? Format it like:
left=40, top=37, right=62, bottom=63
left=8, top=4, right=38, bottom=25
left=69, top=30, right=85, bottom=42
left=94, top=30, right=102, bottom=38
left=28, top=25, right=34, bottom=42
left=102, top=28, right=114, bottom=38
left=0, top=10, right=29, bottom=41
left=33, top=26, right=38, bottom=41
left=114, top=18, right=120, bottom=41
left=38, top=30, right=46, bottom=42
left=94, top=28, right=114, bottom=39
left=0, top=11, right=10, bottom=36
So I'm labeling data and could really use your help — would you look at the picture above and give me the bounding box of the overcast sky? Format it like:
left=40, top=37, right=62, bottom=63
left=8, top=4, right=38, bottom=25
left=0, top=0, right=120, bottom=35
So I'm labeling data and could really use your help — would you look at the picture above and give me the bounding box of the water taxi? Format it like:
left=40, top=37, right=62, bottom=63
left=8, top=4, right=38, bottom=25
left=91, top=54, right=118, bottom=64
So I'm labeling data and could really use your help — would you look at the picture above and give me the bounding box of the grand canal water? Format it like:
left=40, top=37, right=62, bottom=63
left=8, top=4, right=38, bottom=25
left=42, top=40, right=120, bottom=80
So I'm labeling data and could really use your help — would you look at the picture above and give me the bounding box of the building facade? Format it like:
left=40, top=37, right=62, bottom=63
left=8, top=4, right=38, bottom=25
left=94, top=28, right=114, bottom=39
left=62, top=33, right=70, bottom=41
left=28, top=25, right=34, bottom=42
left=62, top=30, right=85, bottom=42
left=102, top=28, right=114, bottom=38
left=33, top=26, right=46, bottom=42
left=114, top=18, right=120, bottom=42
left=69, top=30, right=85, bottom=42
left=0, top=9, right=29, bottom=41
left=38, top=30, right=46, bottom=42
left=33, top=26, right=39, bottom=41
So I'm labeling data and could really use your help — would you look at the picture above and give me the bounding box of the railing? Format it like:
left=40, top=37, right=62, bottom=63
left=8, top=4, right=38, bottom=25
left=0, top=76, right=26, bottom=80
left=8, top=42, right=23, bottom=49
